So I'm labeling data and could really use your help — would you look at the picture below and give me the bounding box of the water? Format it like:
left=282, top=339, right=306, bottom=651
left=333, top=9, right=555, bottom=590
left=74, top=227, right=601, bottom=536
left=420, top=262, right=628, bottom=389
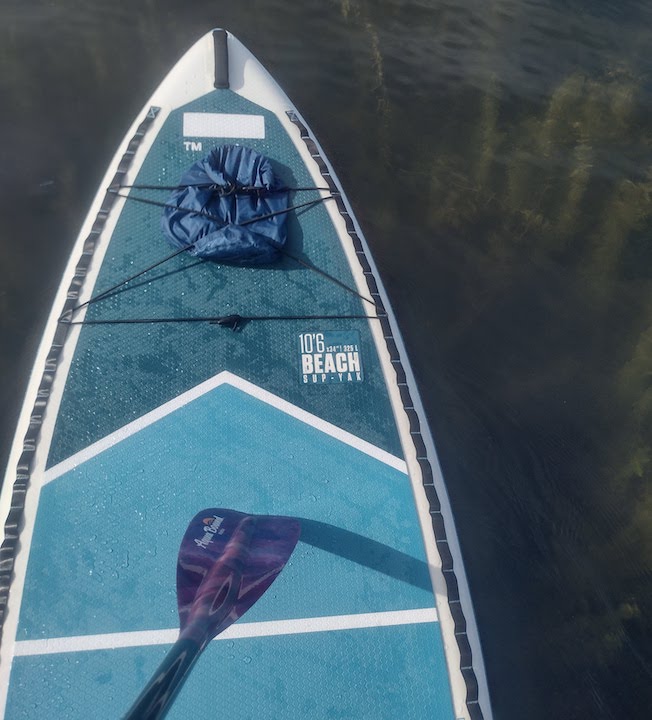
left=2, top=1, right=652, bottom=718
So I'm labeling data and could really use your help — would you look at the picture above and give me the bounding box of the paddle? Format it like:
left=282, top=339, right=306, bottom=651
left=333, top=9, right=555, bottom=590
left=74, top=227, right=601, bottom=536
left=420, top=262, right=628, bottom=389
left=124, top=509, right=301, bottom=720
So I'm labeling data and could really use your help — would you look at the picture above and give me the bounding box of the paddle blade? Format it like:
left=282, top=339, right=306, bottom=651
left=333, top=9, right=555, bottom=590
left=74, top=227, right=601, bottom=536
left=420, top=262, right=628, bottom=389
left=177, top=509, right=300, bottom=644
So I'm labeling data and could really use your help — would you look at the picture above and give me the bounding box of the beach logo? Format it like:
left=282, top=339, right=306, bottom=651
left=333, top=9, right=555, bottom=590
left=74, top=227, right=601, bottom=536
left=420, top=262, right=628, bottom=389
left=298, top=331, right=364, bottom=385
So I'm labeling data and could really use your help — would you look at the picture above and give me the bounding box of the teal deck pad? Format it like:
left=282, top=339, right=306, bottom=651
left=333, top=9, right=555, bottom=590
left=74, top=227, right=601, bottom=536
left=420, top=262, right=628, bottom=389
left=48, top=91, right=402, bottom=468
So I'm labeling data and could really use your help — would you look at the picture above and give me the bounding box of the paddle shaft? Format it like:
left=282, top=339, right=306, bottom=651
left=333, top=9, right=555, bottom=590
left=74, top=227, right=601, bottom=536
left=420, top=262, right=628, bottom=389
left=123, top=635, right=202, bottom=720
left=125, top=542, right=245, bottom=719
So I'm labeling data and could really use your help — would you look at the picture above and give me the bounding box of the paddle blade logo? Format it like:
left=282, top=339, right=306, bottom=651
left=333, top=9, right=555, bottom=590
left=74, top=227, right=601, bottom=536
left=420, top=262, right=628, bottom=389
left=193, top=515, right=226, bottom=549
left=298, top=330, right=364, bottom=384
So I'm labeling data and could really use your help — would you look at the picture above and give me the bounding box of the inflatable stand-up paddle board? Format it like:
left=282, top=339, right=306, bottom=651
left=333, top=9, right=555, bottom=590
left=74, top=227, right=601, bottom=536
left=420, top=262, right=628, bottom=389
left=0, top=30, right=492, bottom=719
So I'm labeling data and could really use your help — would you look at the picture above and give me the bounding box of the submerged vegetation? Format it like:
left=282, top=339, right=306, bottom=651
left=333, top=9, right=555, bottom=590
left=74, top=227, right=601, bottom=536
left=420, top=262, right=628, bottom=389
left=424, top=61, right=652, bottom=720
left=337, top=2, right=652, bottom=719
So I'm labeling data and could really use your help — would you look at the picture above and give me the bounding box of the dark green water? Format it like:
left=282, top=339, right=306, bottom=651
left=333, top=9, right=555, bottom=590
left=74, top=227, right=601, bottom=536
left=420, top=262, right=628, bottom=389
left=2, top=1, right=652, bottom=718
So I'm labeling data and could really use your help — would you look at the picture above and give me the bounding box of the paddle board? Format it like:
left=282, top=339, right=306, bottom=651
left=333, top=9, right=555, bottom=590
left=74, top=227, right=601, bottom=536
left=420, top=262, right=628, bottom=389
left=0, top=29, right=492, bottom=719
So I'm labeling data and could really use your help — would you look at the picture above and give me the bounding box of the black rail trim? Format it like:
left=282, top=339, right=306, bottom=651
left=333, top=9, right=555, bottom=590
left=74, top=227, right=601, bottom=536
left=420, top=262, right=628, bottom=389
left=287, top=108, right=485, bottom=718
left=0, top=107, right=161, bottom=647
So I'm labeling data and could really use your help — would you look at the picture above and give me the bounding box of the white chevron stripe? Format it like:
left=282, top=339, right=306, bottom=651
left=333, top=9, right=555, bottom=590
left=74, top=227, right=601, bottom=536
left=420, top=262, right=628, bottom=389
left=43, top=370, right=407, bottom=485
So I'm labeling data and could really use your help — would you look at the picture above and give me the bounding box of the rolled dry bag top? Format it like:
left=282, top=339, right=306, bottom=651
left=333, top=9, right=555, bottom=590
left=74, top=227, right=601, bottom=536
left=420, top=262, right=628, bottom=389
left=161, top=145, right=289, bottom=264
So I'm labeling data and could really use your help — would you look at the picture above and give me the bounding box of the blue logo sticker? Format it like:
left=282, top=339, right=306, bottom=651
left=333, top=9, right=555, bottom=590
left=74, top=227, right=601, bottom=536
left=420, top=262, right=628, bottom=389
left=298, top=331, right=364, bottom=384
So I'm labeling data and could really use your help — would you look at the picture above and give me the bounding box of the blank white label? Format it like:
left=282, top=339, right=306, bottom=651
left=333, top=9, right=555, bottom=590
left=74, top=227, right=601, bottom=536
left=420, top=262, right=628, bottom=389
left=183, top=113, right=265, bottom=139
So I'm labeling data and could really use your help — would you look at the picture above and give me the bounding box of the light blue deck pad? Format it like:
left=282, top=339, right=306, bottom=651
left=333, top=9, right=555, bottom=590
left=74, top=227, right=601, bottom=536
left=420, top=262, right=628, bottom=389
left=8, top=625, right=453, bottom=719
left=9, top=379, right=454, bottom=718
